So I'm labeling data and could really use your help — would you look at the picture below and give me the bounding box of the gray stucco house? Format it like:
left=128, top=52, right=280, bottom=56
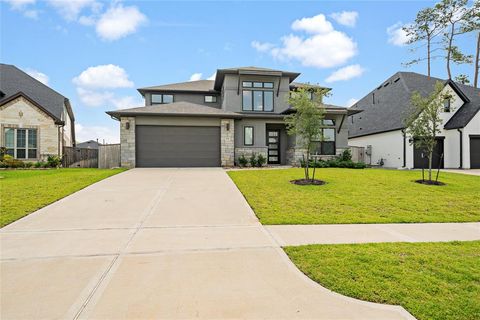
left=107, top=66, right=356, bottom=168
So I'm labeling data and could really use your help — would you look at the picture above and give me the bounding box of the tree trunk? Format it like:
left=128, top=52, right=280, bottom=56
left=475, top=32, right=480, bottom=88
left=305, top=152, right=310, bottom=180
left=428, top=151, right=433, bottom=182
left=446, top=24, right=455, bottom=79
left=427, top=37, right=431, bottom=77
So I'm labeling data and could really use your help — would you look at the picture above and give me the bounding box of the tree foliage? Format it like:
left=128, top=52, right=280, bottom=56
left=285, top=86, right=328, bottom=181
left=405, top=81, right=451, bottom=181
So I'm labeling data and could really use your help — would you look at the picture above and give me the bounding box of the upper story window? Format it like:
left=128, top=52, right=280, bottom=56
left=444, top=99, right=451, bottom=112
left=242, top=81, right=274, bottom=112
left=152, top=94, right=174, bottom=104
left=204, top=95, right=217, bottom=103
left=321, top=119, right=335, bottom=126
left=4, top=128, right=37, bottom=159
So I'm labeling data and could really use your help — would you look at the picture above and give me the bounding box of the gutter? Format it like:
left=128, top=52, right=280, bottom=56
left=458, top=128, right=463, bottom=168
left=402, top=129, right=406, bottom=168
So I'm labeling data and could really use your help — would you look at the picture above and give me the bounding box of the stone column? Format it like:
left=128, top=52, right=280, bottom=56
left=221, top=119, right=235, bottom=167
left=120, top=116, right=135, bottom=168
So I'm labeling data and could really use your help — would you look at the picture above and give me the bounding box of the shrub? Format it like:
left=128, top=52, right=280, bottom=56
left=47, top=155, right=61, bottom=168
left=0, top=147, right=7, bottom=161
left=1, top=157, right=25, bottom=168
left=238, top=154, right=248, bottom=167
left=302, top=158, right=366, bottom=169
left=256, top=154, right=267, bottom=167
left=249, top=154, right=257, bottom=167
left=24, top=162, right=34, bottom=168
left=338, top=149, right=352, bottom=162
left=34, top=161, right=44, bottom=168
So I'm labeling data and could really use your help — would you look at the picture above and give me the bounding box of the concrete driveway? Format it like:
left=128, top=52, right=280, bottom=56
left=1, top=168, right=414, bottom=319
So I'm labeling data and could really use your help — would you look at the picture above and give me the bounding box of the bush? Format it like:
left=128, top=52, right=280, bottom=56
left=1, top=156, right=25, bottom=168
left=47, top=155, right=61, bottom=168
left=24, top=162, right=34, bottom=168
left=256, top=154, right=267, bottom=167
left=34, top=161, right=44, bottom=168
left=338, top=149, right=352, bottom=162
left=238, top=154, right=248, bottom=167
left=249, top=154, right=257, bottom=167
left=302, top=158, right=366, bottom=169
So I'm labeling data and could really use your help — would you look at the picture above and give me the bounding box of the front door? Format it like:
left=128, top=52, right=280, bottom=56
left=267, top=130, right=280, bottom=164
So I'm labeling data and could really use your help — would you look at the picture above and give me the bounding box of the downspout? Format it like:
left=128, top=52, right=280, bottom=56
left=57, top=124, right=65, bottom=157
left=458, top=128, right=463, bottom=169
left=402, top=129, right=407, bottom=168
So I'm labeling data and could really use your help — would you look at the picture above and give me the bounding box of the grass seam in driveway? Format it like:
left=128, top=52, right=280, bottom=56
left=0, top=168, right=126, bottom=227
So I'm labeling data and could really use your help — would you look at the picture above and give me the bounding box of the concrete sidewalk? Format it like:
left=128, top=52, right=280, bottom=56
left=266, top=223, right=480, bottom=246
left=0, top=168, right=414, bottom=320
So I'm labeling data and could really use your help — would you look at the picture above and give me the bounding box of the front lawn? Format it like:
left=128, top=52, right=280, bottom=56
left=0, top=168, right=125, bottom=227
left=228, top=168, right=480, bottom=224
left=284, top=241, right=480, bottom=320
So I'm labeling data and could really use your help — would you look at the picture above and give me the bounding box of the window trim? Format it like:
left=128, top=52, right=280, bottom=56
left=444, top=99, right=451, bottom=112
left=244, top=126, right=254, bottom=146
left=3, top=127, right=39, bottom=160
left=312, top=127, right=336, bottom=156
left=151, top=93, right=174, bottom=104
left=204, top=95, right=217, bottom=103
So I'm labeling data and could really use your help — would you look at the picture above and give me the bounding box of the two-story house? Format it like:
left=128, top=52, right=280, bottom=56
left=107, top=66, right=356, bottom=168
left=0, top=64, right=75, bottom=160
left=348, top=72, right=480, bottom=169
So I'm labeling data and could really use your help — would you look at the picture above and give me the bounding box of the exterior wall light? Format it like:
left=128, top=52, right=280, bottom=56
left=226, top=122, right=230, bottom=131
left=125, top=121, right=130, bottom=130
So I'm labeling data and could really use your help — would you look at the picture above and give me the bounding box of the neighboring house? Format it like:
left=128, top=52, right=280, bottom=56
left=107, top=66, right=357, bottom=168
left=348, top=72, right=480, bottom=169
left=76, top=140, right=100, bottom=149
left=0, top=64, right=75, bottom=160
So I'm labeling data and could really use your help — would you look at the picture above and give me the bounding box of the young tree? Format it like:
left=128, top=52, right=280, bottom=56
left=436, top=0, right=474, bottom=79
left=405, top=81, right=450, bottom=182
left=403, top=7, right=445, bottom=76
left=285, top=87, right=328, bottom=182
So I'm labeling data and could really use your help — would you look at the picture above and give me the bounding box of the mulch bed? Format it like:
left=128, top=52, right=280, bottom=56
left=290, top=179, right=326, bottom=186
left=414, top=179, right=446, bottom=186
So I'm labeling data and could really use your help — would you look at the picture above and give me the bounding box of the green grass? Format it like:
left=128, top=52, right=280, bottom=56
left=228, top=168, right=480, bottom=224
left=0, top=168, right=126, bottom=227
left=284, top=241, right=480, bottom=320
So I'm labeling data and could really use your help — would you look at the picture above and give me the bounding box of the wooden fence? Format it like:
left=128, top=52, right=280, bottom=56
left=62, top=147, right=98, bottom=168
left=98, top=144, right=121, bottom=169
left=349, top=146, right=366, bottom=163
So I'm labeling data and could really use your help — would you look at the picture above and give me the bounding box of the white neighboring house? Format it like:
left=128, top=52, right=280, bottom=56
left=348, top=72, right=480, bottom=169
left=0, top=64, right=75, bottom=160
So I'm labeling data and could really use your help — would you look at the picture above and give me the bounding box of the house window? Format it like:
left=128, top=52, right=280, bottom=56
left=312, top=128, right=336, bottom=155
left=151, top=94, right=174, bottom=104
left=244, top=126, right=254, bottom=146
left=444, top=99, right=451, bottom=112
left=242, top=81, right=273, bottom=89
left=204, top=95, right=217, bottom=103
left=4, top=128, right=37, bottom=159
left=242, top=89, right=274, bottom=112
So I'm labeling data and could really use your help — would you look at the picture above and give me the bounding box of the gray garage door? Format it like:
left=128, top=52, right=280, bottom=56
left=136, top=125, right=220, bottom=167
left=470, top=136, right=480, bottom=169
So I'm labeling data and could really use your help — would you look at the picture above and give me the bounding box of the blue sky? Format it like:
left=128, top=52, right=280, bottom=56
left=1, top=0, right=476, bottom=143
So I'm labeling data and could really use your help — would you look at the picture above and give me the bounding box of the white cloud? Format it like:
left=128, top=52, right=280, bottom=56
left=387, top=22, right=410, bottom=46
left=78, top=15, right=96, bottom=26
left=346, top=98, right=359, bottom=107
left=25, top=68, right=49, bottom=85
left=110, top=95, right=143, bottom=110
left=189, top=73, right=202, bottom=81
left=207, top=73, right=216, bottom=80
left=95, top=3, right=147, bottom=41
left=76, top=88, right=113, bottom=107
left=291, top=14, right=333, bottom=34
left=5, top=0, right=35, bottom=10
left=330, top=11, right=358, bottom=27
left=73, top=64, right=134, bottom=89
left=325, top=64, right=365, bottom=83
left=23, top=9, right=38, bottom=19
left=75, top=123, right=119, bottom=144
left=46, top=0, right=99, bottom=21
left=251, top=41, right=275, bottom=52
left=252, top=14, right=357, bottom=69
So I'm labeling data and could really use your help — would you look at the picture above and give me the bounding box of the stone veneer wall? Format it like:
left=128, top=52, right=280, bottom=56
left=221, top=119, right=235, bottom=167
left=0, top=96, right=60, bottom=160
left=234, top=147, right=268, bottom=164
left=120, top=117, right=135, bottom=168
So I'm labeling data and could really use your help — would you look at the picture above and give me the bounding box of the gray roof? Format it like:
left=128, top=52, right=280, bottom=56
left=138, top=80, right=216, bottom=93
left=0, top=64, right=74, bottom=122
left=76, top=140, right=100, bottom=149
left=107, top=101, right=241, bottom=119
left=349, top=72, right=480, bottom=138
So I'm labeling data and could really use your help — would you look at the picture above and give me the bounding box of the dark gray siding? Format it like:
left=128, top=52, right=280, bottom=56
left=135, top=125, right=220, bottom=167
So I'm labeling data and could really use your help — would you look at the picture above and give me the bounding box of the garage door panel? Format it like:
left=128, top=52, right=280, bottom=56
left=136, top=126, right=220, bottom=167
left=470, top=136, right=480, bottom=169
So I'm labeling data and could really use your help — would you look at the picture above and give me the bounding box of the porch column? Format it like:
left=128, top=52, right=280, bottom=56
left=221, top=118, right=235, bottom=167
left=120, top=116, right=135, bottom=168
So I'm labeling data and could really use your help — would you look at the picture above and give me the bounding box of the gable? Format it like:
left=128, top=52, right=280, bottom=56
left=0, top=95, right=58, bottom=126
left=0, top=93, right=63, bottom=124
